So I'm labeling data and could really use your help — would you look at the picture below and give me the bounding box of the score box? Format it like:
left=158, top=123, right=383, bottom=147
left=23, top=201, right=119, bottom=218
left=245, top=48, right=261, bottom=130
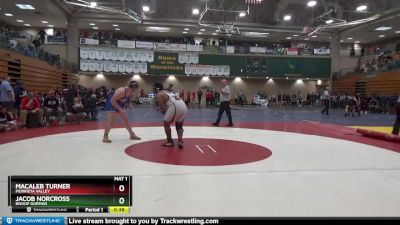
left=8, top=176, right=132, bottom=213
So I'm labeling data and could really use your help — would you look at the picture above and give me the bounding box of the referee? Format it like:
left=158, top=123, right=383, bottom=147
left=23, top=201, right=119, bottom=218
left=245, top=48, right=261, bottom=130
left=212, top=79, right=233, bottom=127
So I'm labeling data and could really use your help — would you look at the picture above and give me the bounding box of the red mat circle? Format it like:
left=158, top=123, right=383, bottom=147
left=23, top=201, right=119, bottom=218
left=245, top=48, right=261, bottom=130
left=125, top=138, right=272, bottom=166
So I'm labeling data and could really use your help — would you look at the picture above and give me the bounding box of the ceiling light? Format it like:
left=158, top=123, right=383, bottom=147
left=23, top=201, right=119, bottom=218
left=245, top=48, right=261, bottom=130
left=47, top=25, right=54, bottom=27
left=375, top=26, right=392, bottom=31
left=197, top=32, right=203, bottom=35
left=293, top=34, right=299, bottom=37
left=396, top=31, right=400, bottom=34
left=4, top=13, right=13, bottom=16
left=244, top=32, right=269, bottom=37
left=215, top=29, right=219, bottom=32
left=192, top=8, right=199, bottom=15
left=182, top=31, right=188, bottom=34
left=312, top=35, right=318, bottom=38
left=326, top=19, right=334, bottom=24
left=379, top=35, right=385, bottom=38
left=89, top=23, right=95, bottom=26
left=307, top=1, right=317, bottom=7
left=304, top=38, right=309, bottom=40
left=340, top=40, right=344, bottom=42
left=347, top=37, right=353, bottom=40
left=41, top=21, right=48, bottom=24
left=142, top=6, right=150, bottom=12
left=239, top=12, right=246, bottom=17
left=355, top=41, right=360, bottom=44
left=93, top=27, right=98, bottom=30
left=96, top=73, right=104, bottom=78
left=113, top=24, right=118, bottom=27
left=283, top=15, right=291, bottom=21
left=115, top=28, right=120, bottom=31
left=286, top=77, right=289, bottom=80
left=16, top=20, right=24, bottom=23
left=212, top=33, right=217, bottom=35
left=24, top=24, right=30, bottom=27
left=200, top=28, right=205, bottom=32
left=146, top=26, right=170, bottom=32
left=356, top=5, right=367, bottom=11
left=286, top=37, right=292, bottom=39
left=168, top=75, right=176, bottom=80
left=15, top=4, right=35, bottom=10
left=89, top=1, right=97, bottom=8
left=184, top=28, right=190, bottom=31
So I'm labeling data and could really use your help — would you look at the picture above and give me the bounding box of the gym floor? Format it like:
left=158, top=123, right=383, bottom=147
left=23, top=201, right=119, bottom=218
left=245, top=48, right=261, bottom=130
left=0, top=104, right=399, bottom=216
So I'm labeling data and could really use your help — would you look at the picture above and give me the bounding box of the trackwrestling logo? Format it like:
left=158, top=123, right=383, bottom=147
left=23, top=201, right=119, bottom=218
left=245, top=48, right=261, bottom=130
left=2, top=217, right=64, bottom=225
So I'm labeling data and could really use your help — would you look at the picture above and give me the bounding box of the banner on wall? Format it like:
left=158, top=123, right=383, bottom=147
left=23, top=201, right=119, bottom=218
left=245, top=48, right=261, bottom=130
left=79, top=38, right=99, bottom=46
left=313, top=48, right=331, bottom=55
left=186, top=44, right=203, bottom=52
left=79, top=47, right=154, bottom=63
left=287, top=48, right=299, bottom=55
left=80, top=60, right=148, bottom=74
left=117, top=40, right=136, bottom=49
left=135, top=41, right=154, bottom=49
left=45, top=36, right=67, bottom=44
left=178, top=53, right=199, bottom=64
left=149, top=52, right=184, bottom=75
left=249, top=46, right=266, bottom=54
left=226, top=46, right=235, bottom=54
left=184, top=64, right=230, bottom=76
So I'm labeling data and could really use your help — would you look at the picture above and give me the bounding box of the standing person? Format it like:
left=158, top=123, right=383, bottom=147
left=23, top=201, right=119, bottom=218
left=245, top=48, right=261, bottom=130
left=197, top=89, right=203, bottom=104
left=191, top=91, right=196, bottom=103
left=103, top=81, right=141, bottom=143
left=321, top=87, right=330, bottom=116
left=65, top=84, right=79, bottom=114
left=186, top=91, right=191, bottom=104
left=392, top=96, right=400, bottom=135
left=13, top=80, right=25, bottom=115
left=167, top=83, right=174, bottom=92
left=153, top=82, right=187, bottom=148
left=212, top=79, right=233, bottom=127
left=0, top=76, right=15, bottom=114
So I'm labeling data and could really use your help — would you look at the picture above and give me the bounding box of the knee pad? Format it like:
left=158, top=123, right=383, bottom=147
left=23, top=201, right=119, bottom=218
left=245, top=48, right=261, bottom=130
left=175, top=123, right=183, bottom=132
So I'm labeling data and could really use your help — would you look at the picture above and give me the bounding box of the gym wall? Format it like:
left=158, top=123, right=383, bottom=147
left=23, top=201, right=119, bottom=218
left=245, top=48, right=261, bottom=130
left=79, top=75, right=318, bottom=102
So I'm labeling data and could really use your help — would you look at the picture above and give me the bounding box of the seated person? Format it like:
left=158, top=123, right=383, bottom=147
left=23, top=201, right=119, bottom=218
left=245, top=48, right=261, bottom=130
left=84, top=94, right=99, bottom=121
left=20, top=92, right=44, bottom=128
left=345, top=96, right=356, bottom=117
left=0, top=105, right=17, bottom=132
left=66, top=97, right=87, bottom=124
left=43, top=91, right=63, bottom=125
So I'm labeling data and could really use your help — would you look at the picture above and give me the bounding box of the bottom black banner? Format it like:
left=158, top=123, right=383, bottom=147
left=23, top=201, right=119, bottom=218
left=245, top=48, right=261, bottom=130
left=66, top=217, right=400, bottom=225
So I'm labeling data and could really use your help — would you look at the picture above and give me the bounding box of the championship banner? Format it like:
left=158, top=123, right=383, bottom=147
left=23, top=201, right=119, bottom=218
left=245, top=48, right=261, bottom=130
left=287, top=48, right=299, bottom=56
left=154, top=43, right=170, bottom=50
left=88, top=49, right=96, bottom=60
left=226, top=46, right=235, bottom=54
left=169, top=44, right=187, bottom=51
left=184, top=64, right=230, bottom=76
left=186, top=44, right=203, bottom=52
left=80, top=48, right=89, bottom=59
left=95, top=50, right=104, bottom=60
left=313, top=48, right=331, bottom=55
left=79, top=38, right=99, bottom=46
left=117, top=40, right=136, bottom=49
left=135, top=41, right=154, bottom=49
left=249, top=46, right=266, bottom=54
left=80, top=60, right=88, bottom=71
left=178, top=53, right=199, bottom=64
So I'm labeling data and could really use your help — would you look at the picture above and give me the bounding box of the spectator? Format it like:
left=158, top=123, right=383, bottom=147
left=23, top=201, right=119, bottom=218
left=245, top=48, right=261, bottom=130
left=20, top=92, right=44, bottom=128
left=392, top=96, right=400, bottom=135
left=167, top=83, right=174, bottom=92
left=197, top=89, right=203, bottom=104
left=32, top=38, right=41, bottom=55
left=13, top=80, right=25, bottom=115
left=0, top=105, right=17, bottom=132
left=321, top=87, right=330, bottom=116
left=65, top=84, right=79, bottom=113
left=85, top=94, right=99, bottom=121
left=350, top=47, right=355, bottom=57
left=0, top=76, right=15, bottom=114
left=66, top=97, right=86, bottom=124
left=43, top=91, right=63, bottom=126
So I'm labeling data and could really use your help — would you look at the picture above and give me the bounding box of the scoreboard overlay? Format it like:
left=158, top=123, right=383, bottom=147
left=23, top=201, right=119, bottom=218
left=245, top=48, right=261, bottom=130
left=8, top=176, right=132, bottom=213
